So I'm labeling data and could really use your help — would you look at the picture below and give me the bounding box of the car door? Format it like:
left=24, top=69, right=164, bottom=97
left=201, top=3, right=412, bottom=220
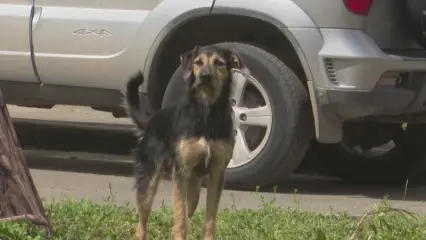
left=32, top=0, right=160, bottom=90
left=0, top=0, right=40, bottom=83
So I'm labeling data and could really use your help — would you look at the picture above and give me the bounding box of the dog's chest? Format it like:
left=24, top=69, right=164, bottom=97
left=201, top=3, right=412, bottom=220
left=184, top=108, right=233, bottom=139
left=180, top=138, right=234, bottom=176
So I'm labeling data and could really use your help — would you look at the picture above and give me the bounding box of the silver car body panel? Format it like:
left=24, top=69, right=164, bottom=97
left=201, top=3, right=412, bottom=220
left=289, top=0, right=365, bottom=29
left=364, top=0, right=422, bottom=49
left=0, top=0, right=39, bottom=83
left=294, top=0, right=422, bottom=49
left=32, top=0, right=155, bottom=89
left=32, top=0, right=214, bottom=91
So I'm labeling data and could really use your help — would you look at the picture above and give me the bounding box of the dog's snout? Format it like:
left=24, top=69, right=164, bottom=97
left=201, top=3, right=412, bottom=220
left=199, top=71, right=211, bottom=82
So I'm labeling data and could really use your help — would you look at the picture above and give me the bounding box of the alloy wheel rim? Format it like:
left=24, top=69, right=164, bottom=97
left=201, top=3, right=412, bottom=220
left=228, top=69, right=273, bottom=168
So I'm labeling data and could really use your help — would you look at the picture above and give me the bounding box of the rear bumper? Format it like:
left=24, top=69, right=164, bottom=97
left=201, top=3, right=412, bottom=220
left=305, top=29, right=426, bottom=143
left=316, top=29, right=426, bottom=90
left=324, top=77, right=426, bottom=120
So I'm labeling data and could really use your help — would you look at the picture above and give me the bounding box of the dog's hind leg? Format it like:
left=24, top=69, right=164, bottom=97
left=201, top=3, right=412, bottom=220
left=187, top=173, right=202, bottom=219
left=135, top=167, right=162, bottom=240
left=171, top=167, right=190, bottom=240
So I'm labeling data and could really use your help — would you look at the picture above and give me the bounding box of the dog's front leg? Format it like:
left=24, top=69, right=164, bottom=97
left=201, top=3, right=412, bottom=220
left=203, top=164, right=225, bottom=240
left=187, top=173, right=202, bottom=219
left=172, top=167, right=190, bottom=240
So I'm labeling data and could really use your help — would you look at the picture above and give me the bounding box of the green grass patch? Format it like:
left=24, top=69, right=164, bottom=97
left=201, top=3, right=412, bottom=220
left=0, top=195, right=425, bottom=240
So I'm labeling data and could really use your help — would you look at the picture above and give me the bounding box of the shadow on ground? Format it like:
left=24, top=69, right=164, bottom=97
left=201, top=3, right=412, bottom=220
left=27, top=154, right=426, bottom=203
left=16, top=121, right=426, bottom=203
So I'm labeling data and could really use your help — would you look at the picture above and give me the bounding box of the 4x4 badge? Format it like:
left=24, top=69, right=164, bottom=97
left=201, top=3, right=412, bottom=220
left=73, top=29, right=112, bottom=37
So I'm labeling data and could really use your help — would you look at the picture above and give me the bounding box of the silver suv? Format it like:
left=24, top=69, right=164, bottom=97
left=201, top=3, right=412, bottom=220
left=2, top=0, right=426, bottom=189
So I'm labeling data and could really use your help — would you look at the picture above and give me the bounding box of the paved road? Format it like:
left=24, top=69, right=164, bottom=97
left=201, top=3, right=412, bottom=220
left=7, top=105, right=426, bottom=216
left=27, top=155, right=426, bottom=216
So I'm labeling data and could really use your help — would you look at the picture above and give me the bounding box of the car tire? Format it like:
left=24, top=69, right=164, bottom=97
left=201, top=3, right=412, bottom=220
left=404, top=0, right=426, bottom=49
left=162, top=42, right=313, bottom=190
left=307, top=124, right=426, bottom=184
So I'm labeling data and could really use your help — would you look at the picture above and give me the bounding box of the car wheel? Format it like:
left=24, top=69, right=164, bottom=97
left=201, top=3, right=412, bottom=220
left=404, top=0, right=426, bottom=49
left=161, top=42, right=313, bottom=190
left=308, top=124, right=426, bottom=184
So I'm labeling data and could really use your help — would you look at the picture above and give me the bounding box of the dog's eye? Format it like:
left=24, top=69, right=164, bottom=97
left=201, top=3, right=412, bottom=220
left=194, top=59, right=203, bottom=66
left=214, top=59, right=225, bottom=67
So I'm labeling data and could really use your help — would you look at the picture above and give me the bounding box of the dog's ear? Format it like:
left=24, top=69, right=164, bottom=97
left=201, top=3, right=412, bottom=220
left=180, top=45, right=200, bottom=81
left=229, top=50, right=250, bottom=75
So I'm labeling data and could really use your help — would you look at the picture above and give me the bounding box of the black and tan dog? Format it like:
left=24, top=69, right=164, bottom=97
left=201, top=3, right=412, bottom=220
left=125, top=45, right=249, bottom=240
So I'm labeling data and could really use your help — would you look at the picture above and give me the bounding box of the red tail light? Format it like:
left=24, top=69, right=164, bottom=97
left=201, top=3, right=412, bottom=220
left=344, top=0, right=373, bottom=16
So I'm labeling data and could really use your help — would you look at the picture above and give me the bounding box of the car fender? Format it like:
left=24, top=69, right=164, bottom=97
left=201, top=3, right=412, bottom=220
left=121, top=0, right=214, bottom=92
left=212, top=0, right=325, bottom=84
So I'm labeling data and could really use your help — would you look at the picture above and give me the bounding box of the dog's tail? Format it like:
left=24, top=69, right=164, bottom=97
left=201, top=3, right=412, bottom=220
left=125, top=71, right=153, bottom=131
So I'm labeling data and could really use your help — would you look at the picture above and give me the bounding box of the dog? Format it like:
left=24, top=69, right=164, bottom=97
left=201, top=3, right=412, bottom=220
left=125, top=45, right=249, bottom=240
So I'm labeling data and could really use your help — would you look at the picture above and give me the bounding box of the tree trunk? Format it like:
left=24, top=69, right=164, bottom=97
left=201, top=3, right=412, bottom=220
left=0, top=90, right=52, bottom=236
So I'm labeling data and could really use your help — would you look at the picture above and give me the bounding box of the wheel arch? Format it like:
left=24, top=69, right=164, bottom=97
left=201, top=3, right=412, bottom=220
left=143, top=6, right=317, bottom=110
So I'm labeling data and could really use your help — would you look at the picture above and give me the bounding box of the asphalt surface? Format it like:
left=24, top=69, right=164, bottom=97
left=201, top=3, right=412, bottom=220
left=7, top=104, right=426, bottom=216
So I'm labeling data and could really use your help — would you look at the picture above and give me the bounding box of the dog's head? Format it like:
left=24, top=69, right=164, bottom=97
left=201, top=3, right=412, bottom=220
left=179, top=45, right=249, bottom=105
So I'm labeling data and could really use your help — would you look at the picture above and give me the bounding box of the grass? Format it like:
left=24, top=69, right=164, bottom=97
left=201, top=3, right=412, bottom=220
left=0, top=192, right=425, bottom=240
